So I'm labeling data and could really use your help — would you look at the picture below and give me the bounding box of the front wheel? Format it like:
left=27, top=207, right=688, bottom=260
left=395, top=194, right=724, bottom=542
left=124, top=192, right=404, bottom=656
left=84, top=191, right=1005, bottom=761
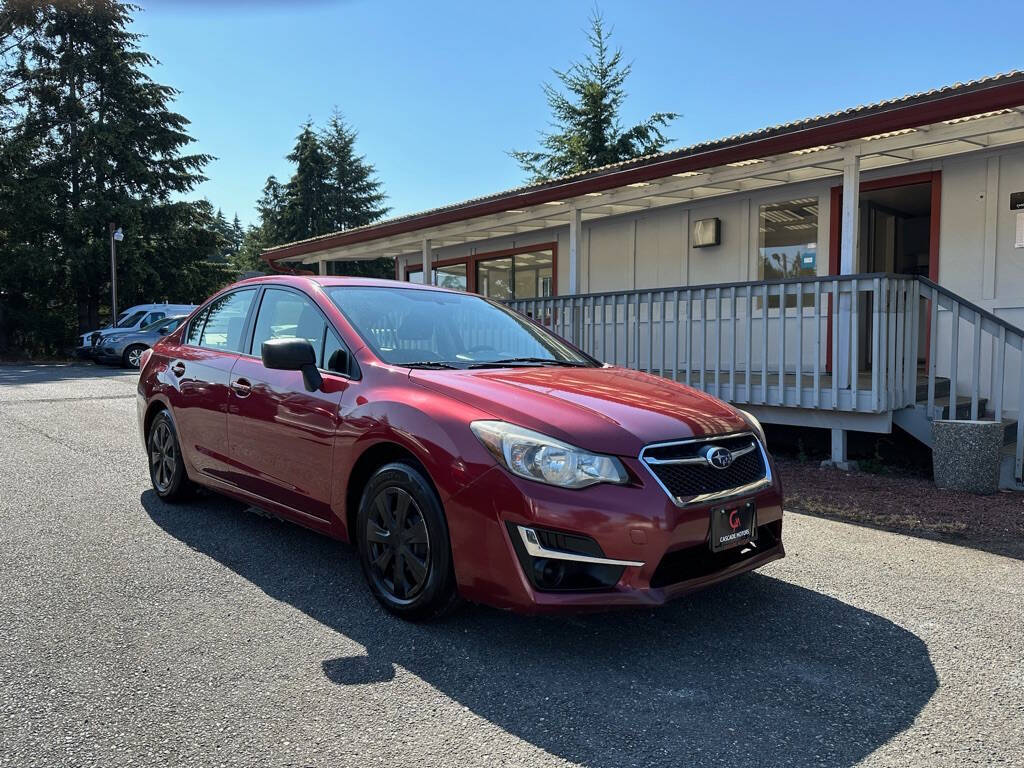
left=147, top=411, right=193, bottom=502
left=356, top=462, right=459, bottom=620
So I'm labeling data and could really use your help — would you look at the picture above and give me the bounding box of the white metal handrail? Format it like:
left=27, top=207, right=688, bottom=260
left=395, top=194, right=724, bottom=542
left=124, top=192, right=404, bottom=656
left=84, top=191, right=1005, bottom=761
left=508, top=273, right=1024, bottom=482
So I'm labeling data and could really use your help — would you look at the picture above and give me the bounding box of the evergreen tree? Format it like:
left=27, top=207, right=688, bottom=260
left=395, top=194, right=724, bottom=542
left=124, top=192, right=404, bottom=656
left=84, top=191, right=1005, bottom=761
left=509, top=10, right=678, bottom=182
left=320, top=110, right=389, bottom=231
left=0, top=0, right=221, bottom=353
left=250, top=115, right=392, bottom=278
left=278, top=122, right=332, bottom=242
left=231, top=213, right=244, bottom=254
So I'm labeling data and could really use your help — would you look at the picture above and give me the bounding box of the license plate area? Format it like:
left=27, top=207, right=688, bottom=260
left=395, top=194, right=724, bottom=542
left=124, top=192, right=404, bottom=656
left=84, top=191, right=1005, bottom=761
left=709, top=501, right=756, bottom=553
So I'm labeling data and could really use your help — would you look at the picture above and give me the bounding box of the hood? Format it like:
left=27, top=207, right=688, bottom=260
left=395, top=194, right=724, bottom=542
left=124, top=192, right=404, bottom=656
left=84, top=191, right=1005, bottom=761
left=410, top=365, right=748, bottom=456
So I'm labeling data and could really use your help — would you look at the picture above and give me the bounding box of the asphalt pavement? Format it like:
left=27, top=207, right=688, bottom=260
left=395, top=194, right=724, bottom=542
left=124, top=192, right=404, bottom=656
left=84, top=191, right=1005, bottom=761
left=1, top=363, right=1021, bottom=767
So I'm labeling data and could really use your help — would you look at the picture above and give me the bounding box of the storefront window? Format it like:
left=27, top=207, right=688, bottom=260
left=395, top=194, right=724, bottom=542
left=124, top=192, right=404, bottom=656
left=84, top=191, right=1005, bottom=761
left=404, top=246, right=555, bottom=299
left=476, top=257, right=513, bottom=299
left=758, top=198, right=818, bottom=308
left=435, top=263, right=467, bottom=291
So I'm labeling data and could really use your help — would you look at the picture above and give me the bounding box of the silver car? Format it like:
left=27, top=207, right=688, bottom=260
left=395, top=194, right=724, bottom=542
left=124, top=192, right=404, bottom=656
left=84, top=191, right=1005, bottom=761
left=95, top=315, right=188, bottom=368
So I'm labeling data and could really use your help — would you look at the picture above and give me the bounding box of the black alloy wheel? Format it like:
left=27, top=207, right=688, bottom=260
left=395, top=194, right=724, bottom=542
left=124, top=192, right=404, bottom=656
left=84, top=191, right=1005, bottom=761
left=147, top=411, right=192, bottom=502
left=356, top=462, right=458, bottom=620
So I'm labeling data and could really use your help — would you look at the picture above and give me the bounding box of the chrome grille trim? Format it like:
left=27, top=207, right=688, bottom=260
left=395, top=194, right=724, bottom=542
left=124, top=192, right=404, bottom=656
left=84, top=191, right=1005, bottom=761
left=638, top=431, right=772, bottom=507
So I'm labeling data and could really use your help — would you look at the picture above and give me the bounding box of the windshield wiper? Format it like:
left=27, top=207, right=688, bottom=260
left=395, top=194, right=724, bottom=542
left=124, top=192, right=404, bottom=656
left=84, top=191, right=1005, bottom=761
left=466, top=357, right=590, bottom=369
left=402, top=361, right=462, bottom=369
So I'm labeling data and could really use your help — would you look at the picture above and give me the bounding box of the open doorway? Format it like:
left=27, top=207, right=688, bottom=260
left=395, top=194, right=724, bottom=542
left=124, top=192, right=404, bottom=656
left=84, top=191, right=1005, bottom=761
left=827, top=171, right=941, bottom=374
left=858, top=181, right=933, bottom=276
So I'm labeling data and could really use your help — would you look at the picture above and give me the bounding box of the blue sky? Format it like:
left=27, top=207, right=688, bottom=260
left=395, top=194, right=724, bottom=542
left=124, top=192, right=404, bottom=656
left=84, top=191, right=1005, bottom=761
left=135, top=0, right=1024, bottom=226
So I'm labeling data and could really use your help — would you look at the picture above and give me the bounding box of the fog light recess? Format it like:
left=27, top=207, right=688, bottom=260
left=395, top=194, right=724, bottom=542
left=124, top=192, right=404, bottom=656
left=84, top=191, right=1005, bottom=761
left=505, top=523, right=643, bottom=592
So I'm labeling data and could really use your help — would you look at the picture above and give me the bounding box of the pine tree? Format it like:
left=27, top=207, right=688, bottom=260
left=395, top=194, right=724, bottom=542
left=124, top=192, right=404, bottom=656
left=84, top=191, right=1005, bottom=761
left=320, top=110, right=389, bottom=231
left=278, top=122, right=332, bottom=242
left=1, top=0, right=214, bottom=345
left=509, top=10, right=678, bottom=182
left=231, top=214, right=244, bottom=254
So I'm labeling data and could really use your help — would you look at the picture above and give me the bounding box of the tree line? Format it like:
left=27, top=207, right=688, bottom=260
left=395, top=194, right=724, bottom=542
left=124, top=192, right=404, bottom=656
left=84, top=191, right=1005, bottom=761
left=0, top=2, right=674, bottom=357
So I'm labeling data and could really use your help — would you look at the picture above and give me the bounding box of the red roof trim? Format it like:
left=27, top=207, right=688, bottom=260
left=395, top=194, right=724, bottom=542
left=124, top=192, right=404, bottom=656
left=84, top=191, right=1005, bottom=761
left=264, top=78, right=1024, bottom=263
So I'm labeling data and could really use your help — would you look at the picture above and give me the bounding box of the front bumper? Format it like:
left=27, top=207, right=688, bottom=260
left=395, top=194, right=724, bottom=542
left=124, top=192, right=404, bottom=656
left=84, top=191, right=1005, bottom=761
left=445, top=456, right=784, bottom=613
left=94, top=346, right=124, bottom=363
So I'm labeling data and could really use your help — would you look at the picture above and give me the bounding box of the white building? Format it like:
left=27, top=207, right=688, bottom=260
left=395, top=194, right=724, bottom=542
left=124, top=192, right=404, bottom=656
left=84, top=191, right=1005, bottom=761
left=263, top=72, right=1024, bottom=487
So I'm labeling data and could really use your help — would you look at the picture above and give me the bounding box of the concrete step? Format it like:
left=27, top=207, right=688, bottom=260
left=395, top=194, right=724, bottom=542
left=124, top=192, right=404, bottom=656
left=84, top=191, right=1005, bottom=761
left=999, top=444, right=1024, bottom=491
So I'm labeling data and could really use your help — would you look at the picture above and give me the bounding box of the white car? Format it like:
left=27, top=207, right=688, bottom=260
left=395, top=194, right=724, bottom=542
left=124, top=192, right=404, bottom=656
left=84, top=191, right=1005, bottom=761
left=75, top=303, right=197, bottom=359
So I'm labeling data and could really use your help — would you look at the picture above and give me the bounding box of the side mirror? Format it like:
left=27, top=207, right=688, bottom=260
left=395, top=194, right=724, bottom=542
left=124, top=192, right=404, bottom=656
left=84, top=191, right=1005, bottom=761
left=262, top=338, right=323, bottom=392
left=157, top=326, right=171, bottom=335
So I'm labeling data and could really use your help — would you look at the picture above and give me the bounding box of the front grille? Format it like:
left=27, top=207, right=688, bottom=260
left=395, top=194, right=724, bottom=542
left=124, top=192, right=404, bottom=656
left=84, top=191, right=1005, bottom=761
left=640, top=433, right=768, bottom=505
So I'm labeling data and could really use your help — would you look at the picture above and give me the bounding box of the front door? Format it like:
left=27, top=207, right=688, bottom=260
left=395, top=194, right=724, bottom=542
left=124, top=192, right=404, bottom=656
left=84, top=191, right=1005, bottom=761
left=167, top=288, right=257, bottom=479
left=226, top=286, right=350, bottom=520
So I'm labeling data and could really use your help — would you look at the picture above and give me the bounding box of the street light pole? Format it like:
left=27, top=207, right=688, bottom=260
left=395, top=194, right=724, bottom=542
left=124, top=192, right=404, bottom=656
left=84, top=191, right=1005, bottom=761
left=108, top=223, right=123, bottom=324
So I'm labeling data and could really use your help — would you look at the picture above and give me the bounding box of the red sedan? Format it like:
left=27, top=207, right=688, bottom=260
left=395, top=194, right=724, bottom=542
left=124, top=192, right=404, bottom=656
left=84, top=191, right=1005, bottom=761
left=138, top=276, right=784, bottom=619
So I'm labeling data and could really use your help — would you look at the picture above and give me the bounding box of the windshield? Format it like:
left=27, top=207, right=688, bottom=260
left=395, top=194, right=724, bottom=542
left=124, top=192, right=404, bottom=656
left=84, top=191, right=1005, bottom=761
left=325, top=286, right=594, bottom=369
left=142, top=316, right=183, bottom=333
left=115, top=310, right=147, bottom=328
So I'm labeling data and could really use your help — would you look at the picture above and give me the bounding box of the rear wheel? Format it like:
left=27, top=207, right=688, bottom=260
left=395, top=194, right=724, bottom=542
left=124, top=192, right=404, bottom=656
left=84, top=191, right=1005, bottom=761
left=147, top=411, right=193, bottom=502
left=123, top=344, right=147, bottom=369
left=356, top=462, right=459, bottom=620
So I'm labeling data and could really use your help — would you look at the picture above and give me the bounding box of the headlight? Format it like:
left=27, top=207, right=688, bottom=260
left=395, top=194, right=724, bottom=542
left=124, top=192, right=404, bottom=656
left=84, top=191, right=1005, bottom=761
left=470, top=420, right=627, bottom=489
left=737, top=409, right=767, bottom=447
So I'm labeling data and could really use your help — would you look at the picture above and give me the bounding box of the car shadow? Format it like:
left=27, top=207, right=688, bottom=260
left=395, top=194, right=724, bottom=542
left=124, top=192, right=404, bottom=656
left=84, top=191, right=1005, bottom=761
left=141, top=490, right=938, bottom=768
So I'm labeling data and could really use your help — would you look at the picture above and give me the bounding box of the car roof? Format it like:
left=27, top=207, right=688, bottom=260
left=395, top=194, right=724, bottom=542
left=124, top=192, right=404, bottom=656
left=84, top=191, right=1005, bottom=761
left=122, top=303, right=196, bottom=312
left=229, top=274, right=463, bottom=296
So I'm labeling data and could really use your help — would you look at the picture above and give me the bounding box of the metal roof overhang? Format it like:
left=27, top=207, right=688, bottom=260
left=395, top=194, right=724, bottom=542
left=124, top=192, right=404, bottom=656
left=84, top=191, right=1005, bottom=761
left=264, top=78, right=1024, bottom=266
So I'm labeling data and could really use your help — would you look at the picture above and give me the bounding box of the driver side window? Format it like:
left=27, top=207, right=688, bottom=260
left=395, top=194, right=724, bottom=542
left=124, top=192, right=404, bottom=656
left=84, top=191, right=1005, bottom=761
left=251, top=288, right=329, bottom=366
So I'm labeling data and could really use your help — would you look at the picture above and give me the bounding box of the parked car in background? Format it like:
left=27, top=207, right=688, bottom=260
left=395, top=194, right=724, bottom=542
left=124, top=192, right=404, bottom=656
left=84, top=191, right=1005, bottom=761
left=95, top=315, right=189, bottom=368
left=137, top=276, right=784, bottom=620
left=75, top=303, right=196, bottom=359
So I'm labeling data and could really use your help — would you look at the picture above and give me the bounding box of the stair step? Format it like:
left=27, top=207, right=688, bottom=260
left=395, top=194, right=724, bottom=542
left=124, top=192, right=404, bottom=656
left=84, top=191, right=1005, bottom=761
left=921, top=396, right=989, bottom=420
left=914, top=377, right=950, bottom=401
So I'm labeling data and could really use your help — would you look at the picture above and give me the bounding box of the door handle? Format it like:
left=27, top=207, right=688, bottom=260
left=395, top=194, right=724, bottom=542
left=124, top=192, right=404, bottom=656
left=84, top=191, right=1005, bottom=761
left=171, top=361, right=185, bottom=377
left=231, top=378, right=252, bottom=398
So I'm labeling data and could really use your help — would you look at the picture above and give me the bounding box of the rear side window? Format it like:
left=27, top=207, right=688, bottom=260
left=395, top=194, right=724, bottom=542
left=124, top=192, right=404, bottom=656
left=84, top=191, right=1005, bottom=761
left=198, top=289, right=256, bottom=352
left=250, top=288, right=328, bottom=365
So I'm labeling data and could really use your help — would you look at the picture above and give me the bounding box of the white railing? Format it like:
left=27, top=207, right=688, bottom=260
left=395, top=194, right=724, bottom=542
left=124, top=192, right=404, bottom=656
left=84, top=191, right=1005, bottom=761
left=508, top=273, right=1024, bottom=482
left=917, top=277, right=1024, bottom=481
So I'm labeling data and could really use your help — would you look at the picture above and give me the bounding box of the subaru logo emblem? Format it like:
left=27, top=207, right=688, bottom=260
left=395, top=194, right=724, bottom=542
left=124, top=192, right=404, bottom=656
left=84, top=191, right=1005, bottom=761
left=702, top=445, right=733, bottom=469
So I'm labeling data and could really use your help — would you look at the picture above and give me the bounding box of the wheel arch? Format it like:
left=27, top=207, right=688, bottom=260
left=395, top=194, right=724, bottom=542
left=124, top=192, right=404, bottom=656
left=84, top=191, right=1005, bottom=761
left=142, top=397, right=173, bottom=444
left=343, top=440, right=437, bottom=543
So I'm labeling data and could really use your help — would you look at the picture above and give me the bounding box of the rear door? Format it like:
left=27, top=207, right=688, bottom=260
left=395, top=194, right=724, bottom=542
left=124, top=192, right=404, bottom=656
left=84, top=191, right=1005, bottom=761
left=167, top=288, right=258, bottom=480
left=226, top=286, right=350, bottom=519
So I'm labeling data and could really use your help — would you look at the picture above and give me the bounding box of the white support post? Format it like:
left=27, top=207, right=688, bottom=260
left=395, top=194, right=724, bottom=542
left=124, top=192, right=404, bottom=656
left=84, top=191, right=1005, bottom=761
left=568, top=206, right=581, bottom=295
left=422, top=239, right=432, bottom=286
left=837, top=150, right=860, bottom=390
left=318, top=259, right=329, bottom=277
left=829, top=428, right=849, bottom=468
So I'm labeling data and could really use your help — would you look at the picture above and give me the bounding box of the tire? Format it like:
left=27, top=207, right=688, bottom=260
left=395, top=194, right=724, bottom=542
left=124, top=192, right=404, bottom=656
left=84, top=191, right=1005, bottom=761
left=356, top=462, right=459, bottom=621
left=123, top=344, right=147, bottom=369
left=147, top=410, right=193, bottom=502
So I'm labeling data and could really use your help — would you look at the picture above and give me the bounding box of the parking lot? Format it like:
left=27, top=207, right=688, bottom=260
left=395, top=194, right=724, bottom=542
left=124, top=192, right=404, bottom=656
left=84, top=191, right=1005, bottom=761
left=1, top=363, right=1022, bottom=768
